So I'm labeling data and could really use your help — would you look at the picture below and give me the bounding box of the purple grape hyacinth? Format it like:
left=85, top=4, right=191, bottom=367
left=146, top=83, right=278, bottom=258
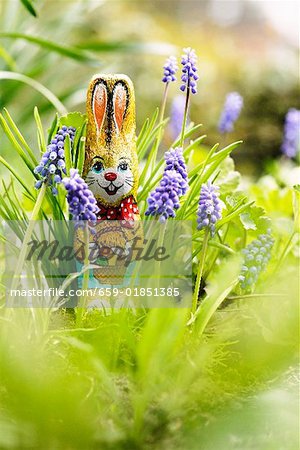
left=218, top=92, right=243, bottom=134
left=197, top=182, right=222, bottom=236
left=164, top=147, right=188, bottom=195
left=146, top=147, right=188, bottom=222
left=281, top=108, right=300, bottom=158
left=63, top=169, right=99, bottom=222
left=162, top=56, right=178, bottom=83
left=180, top=47, right=199, bottom=95
left=146, top=170, right=182, bottom=223
left=239, top=231, right=274, bottom=292
left=34, top=126, right=75, bottom=195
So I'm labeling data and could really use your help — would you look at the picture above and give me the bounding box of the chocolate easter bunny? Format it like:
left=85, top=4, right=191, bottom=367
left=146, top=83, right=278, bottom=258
left=76, top=74, right=141, bottom=285
left=84, top=74, right=139, bottom=215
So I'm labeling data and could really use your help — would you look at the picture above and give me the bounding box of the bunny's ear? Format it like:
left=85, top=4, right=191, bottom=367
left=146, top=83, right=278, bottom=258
left=113, top=82, right=128, bottom=133
left=92, top=82, right=107, bottom=135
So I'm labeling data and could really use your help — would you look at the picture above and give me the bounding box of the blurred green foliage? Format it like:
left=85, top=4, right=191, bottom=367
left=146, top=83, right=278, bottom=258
left=0, top=265, right=298, bottom=449
left=0, top=1, right=299, bottom=448
left=1, top=0, right=299, bottom=175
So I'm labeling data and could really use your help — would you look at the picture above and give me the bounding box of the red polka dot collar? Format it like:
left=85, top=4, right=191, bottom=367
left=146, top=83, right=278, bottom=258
left=96, top=195, right=139, bottom=223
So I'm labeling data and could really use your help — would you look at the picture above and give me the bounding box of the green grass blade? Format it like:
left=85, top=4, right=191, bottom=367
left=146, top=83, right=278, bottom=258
left=0, top=155, right=34, bottom=197
left=172, top=123, right=203, bottom=147
left=0, top=71, right=67, bottom=114
left=3, top=108, right=38, bottom=165
left=188, top=256, right=241, bottom=330
left=73, top=121, right=87, bottom=165
left=64, top=135, right=72, bottom=177
left=0, top=45, right=17, bottom=71
left=183, top=135, right=207, bottom=157
left=137, top=108, right=159, bottom=157
left=77, top=40, right=175, bottom=54
left=34, top=107, right=46, bottom=154
left=47, top=114, right=59, bottom=144
left=76, top=137, right=86, bottom=175
left=137, top=118, right=149, bottom=147
left=0, top=33, right=101, bottom=67
left=20, top=0, right=37, bottom=17
left=0, top=113, right=35, bottom=172
left=1, top=181, right=22, bottom=220
left=216, top=201, right=255, bottom=230
left=138, top=119, right=168, bottom=179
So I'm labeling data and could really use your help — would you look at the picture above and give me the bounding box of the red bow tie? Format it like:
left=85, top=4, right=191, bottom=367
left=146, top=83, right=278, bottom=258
left=96, top=195, right=139, bottom=227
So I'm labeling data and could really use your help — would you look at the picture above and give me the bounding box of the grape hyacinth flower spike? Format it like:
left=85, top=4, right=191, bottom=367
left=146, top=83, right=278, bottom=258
left=146, top=170, right=182, bottom=223
left=218, top=92, right=243, bottom=134
left=180, top=47, right=199, bottom=95
left=179, top=47, right=198, bottom=147
left=34, top=126, right=75, bottom=195
left=145, top=147, right=188, bottom=222
left=162, top=56, right=178, bottom=84
left=192, top=182, right=222, bottom=315
left=239, top=231, right=274, bottom=292
left=197, top=182, right=222, bottom=237
left=281, top=108, right=300, bottom=158
left=63, top=169, right=99, bottom=222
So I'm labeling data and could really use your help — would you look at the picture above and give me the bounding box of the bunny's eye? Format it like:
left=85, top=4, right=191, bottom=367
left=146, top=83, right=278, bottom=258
left=92, top=161, right=104, bottom=173
left=118, top=163, right=128, bottom=172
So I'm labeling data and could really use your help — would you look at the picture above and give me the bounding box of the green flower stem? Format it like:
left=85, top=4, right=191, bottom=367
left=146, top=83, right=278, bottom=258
left=180, top=84, right=190, bottom=148
left=82, top=224, right=90, bottom=293
left=155, top=221, right=167, bottom=289
left=11, top=182, right=47, bottom=291
left=76, top=223, right=90, bottom=325
left=206, top=226, right=230, bottom=277
left=191, top=228, right=209, bottom=315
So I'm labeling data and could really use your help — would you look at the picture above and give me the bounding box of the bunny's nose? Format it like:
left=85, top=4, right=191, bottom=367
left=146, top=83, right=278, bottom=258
left=104, top=172, right=117, bottom=181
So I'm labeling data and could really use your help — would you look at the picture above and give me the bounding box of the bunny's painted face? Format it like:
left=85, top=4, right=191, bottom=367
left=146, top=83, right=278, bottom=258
left=86, top=155, right=134, bottom=204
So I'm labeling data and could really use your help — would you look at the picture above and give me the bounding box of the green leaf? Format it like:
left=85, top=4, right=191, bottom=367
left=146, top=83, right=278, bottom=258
left=0, top=33, right=101, bottom=66
left=240, top=205, right=271, bottom=232
left=216, top=200, right=255, bottom=230
left=58, top=112, right=87, bottom=172
left=20, top=0, right=37, bottom=17
left=58, top=112, right=87, bottom=131
left=216, top=157, right=241, bottom=195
